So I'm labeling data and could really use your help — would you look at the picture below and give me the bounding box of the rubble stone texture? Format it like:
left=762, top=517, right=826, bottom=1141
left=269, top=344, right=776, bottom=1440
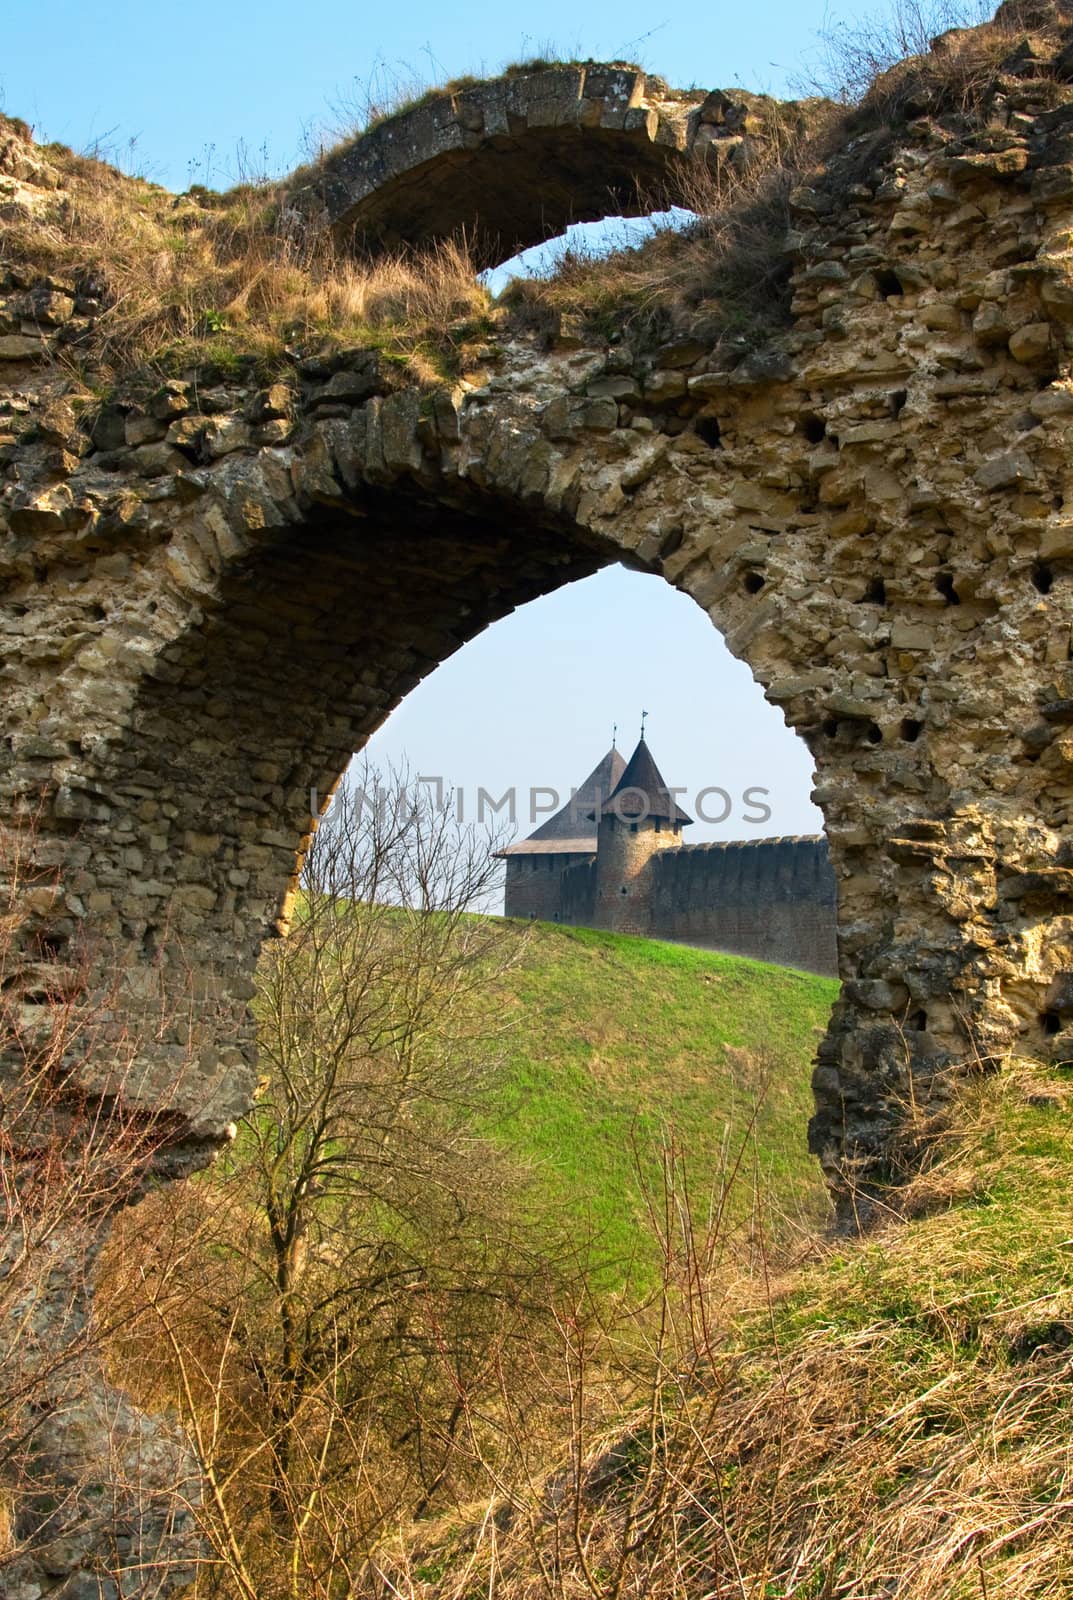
left=8, top=4, right=1073, bottom=1587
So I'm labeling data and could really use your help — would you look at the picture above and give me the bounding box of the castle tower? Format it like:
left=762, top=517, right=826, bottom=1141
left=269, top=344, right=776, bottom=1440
left=498, top=744, right=625, bottom=921
left=592, top=734, right=692, bottom=935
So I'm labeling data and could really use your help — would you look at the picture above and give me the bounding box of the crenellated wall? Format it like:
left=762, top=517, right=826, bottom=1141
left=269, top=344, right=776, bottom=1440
left=648, top=837, right=837, bottom=974
left=508, top=836, right=837, bottom=975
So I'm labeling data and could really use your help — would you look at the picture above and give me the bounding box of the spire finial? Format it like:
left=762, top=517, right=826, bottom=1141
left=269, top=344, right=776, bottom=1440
left=612, top=721, right=618, bottom=750
left=640, top=709, right=648, bottom=741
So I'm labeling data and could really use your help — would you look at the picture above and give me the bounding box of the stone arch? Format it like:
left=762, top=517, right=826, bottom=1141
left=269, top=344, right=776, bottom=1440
left=10, top=20, right=1073, bottom=1218
left=14, top=381, right=841, bottom=1158
left=297, top=64, right=803, bottom=267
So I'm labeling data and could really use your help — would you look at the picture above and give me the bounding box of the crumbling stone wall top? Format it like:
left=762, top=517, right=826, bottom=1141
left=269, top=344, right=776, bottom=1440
left=296, top=64, right=814, bottom=267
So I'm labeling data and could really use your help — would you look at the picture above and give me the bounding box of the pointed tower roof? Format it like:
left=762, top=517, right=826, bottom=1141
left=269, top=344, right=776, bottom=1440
left=598, top=735, right=693, bottom=825
left=498, top=745, right=627, bottom=856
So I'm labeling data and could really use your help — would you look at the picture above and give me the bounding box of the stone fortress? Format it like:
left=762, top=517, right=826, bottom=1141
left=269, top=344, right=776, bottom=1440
left=500, top=733, right=838, bottom=974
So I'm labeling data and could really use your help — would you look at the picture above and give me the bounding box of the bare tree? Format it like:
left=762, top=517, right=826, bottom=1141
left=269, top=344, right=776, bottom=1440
left=105, top=767, right=576, bottom=1598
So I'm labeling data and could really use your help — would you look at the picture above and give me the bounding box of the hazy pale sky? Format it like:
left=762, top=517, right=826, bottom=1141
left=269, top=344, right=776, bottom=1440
left=2, top=0, right=897, bottom=842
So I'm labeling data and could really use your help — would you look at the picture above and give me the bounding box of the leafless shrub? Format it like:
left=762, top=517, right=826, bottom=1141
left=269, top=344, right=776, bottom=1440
left=101, top=769, right=584, bottom=1598
left=805, top=0, right=995, bottom=105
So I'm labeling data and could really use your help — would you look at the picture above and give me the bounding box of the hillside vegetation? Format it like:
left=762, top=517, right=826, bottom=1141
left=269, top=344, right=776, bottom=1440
left=484, top=922, right=835, bottom=1283
left=375, top=1060, right=1073, bottom=1600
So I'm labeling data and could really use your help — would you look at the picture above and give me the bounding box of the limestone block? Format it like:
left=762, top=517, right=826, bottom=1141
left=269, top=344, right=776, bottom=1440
left=974, top=450, right=1037, bottom=490
left=0, top=332, right=43, bottom=359
left=1008, top=322, right=1053, bottom=363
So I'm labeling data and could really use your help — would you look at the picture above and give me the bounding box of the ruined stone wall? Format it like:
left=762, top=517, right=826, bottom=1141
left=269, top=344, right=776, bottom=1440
left=16, top=16, right=1073, bottom=1574
left=648, top=837, right=838, bottom=974
left=11, top=52, right=1073, bottom=1186
left=13, top=11, right=1073, bottom=1587
left=303, top=65, right=801, bottom=266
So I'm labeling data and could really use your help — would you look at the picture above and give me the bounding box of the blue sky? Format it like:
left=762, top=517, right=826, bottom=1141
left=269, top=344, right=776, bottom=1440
left=2, top=0, right=882, bottom=841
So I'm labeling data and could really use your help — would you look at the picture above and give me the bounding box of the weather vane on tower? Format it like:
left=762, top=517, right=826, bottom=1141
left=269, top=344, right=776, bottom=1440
left=640, top=709, right=649, bottom=740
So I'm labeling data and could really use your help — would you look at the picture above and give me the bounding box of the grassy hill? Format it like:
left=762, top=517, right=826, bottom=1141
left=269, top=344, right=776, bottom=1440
left=399, top=1059, right=1073, bottom=1600
left=482, top=922, right=838, bottom=1284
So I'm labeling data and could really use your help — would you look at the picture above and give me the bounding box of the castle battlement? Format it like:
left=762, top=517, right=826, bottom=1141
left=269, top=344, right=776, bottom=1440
left=500, top=740, right=838, bottom=976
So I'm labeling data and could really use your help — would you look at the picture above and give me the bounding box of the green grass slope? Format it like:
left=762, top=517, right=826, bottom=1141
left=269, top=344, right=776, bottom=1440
left=484, top=922, right=838, bottom=1282
left=402, top=1063, right=1073, bottom=1600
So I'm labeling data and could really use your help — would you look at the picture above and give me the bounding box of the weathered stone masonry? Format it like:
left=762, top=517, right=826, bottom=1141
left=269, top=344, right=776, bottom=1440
left=11, top=11, right=1073, bottom=1582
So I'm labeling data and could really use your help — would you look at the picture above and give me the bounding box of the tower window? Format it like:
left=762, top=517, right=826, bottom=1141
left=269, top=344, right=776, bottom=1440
left=630, top=822, right=638, bottom=833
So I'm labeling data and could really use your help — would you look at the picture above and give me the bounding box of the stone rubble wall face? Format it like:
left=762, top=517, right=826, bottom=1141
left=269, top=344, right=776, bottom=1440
left=7, top=90, right=1073, bottom=1178
left=10, top=41, right=1073, bottom=1586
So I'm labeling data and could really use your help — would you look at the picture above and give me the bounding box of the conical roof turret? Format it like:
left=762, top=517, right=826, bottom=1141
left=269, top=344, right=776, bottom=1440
left=599, top=735, right=692, bottom=825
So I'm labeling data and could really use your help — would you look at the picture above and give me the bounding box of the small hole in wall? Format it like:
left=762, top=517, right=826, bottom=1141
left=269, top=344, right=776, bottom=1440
left=1042, top=1009, right=1063, bottom=1036
left=822, top=717, right=840, bottom=738
left=861, top=576, right=887, bottom=606
left=935, top=572, right=960, bottom=606
left=743, top=571, right=765, bottom=594
left=694, top=415, right=721, bottom=448
left=874, top=268, right=904, bottom=298
left=890, top=388, right=908, bottom=418
left=866, top=722, right=883, bottom=744
left=90, top=603, right=107, bottom=622
left=620, top=886, right=628, bottom=896
left=659, top=524, right=684, bottom=559
left=900, top=717, right=923, bottom=742
left=38, top=933, right=67, bottom=959
left=910, top=1009, right=928, bottom=1032
left=1034, top=565, right=1054, bottom=594
left=148, top=601, right=158, bottom=614
left=800, top=413, right=826, bottom=444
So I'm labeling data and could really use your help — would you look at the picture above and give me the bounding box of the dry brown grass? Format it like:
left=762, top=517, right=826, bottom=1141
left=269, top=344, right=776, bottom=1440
left=360, top=1062, right=1073, bottom=1600
left=1, top=126, right=491, bottom=383
left=500, top=99, right=842, bottom=356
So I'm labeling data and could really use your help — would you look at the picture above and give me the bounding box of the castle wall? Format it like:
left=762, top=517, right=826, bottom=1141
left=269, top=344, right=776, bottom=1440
left=559, top=857, right=597, bottom=926
left=648, top=838, right=837, bottom=976
left=503, top=852, right=593, bottom=921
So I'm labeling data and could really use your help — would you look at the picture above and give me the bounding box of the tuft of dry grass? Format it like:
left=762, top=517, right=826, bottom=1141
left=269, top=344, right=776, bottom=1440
left=0, top=125, right=491, bottom=384
left=363, top=1060, right=1073, bottom=1600
left=500, top=96, right=843, bottom=357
